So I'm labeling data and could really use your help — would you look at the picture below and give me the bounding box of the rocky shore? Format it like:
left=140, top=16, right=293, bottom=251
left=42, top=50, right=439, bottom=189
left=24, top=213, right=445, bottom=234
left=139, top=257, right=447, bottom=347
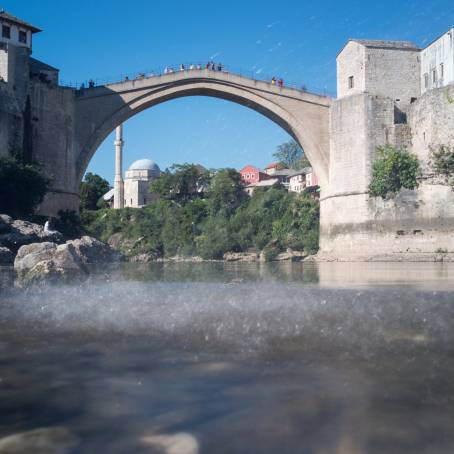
left=0, top=215, right=123, bottom=286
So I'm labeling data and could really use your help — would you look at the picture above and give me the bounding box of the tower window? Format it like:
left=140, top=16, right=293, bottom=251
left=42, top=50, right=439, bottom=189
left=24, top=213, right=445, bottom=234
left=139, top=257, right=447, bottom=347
left=348, top=76, right=354, bottom=89
left=424, top=73, right=429, bottom=88
left=440, top=63, right=444, bottom=79
left=18, top=30, right=27, bottom=44
left=2, top=25, right=10, bottom=39
left=432, top=69, right=437, bottom=83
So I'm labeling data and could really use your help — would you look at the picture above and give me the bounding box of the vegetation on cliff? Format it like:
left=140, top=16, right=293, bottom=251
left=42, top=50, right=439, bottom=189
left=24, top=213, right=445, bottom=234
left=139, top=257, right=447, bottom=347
left=369, top=145, right=421, bottom=199
left=0, top=156, right=49, bottom=218
left=81, top=166, right=319, bottom=260
left=430, top=144, right=454, bottom=188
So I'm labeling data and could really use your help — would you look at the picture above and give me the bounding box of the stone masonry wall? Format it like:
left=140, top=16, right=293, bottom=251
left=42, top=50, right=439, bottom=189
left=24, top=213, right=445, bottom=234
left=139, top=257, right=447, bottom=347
left=337, top=41, right=366, bottom=99
left=29, top=81, right=79, bottom=216
left=365, top=47, right=420, bottom=111
left=408, top=82, right=454, bottom=172
left=320, top=84, right=454, bottom=259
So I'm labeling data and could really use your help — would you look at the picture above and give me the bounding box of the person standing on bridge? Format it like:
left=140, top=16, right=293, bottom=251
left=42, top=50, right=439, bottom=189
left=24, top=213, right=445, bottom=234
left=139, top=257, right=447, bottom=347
left=211, top=62, right=216, bottom=71
left=278, top=78, right=283, bottom=88
left=88, top=79, right=95, bottom=88
left=206, top=62, right=210, bottom=70
left=217, top=63, right=223, bottom=71
left=180, top=64, right=185, bottom=71
left=271, top=77, right=276, bottom=85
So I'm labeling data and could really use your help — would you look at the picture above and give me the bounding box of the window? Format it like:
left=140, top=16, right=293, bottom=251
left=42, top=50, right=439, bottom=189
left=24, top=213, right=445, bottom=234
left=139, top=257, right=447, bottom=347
left=440, top=63, right=444, bottom=79
left=432, top=69, right=437, bottom=84
left=18, top=30, right=27, bottom=44
left=348, top=76, right=354, bottom=89
left=424, top=73, right=429, bottom=89
left=2, top=25, right=10, bottom=39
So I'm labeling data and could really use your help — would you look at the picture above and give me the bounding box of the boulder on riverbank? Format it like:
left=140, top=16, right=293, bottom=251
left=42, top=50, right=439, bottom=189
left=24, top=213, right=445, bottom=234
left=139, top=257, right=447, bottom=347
left=13, top=235, right=124, bottom=287
left=0, top=216, right=63, bottom=252
left=223, top=252, right=259, bottom=262
left=67, top=236, right=124, bottom=265
left=0, top=427, right=79, bottom=453
left=15, top=242, right=88, bottom=286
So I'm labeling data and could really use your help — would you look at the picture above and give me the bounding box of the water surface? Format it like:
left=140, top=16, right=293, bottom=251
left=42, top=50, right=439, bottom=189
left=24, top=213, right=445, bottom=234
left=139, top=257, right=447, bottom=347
left=0, top=262, right=453, bottom=453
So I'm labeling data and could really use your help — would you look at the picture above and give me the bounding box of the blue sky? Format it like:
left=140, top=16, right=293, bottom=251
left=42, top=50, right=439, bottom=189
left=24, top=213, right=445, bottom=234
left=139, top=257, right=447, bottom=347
left=4, top=0, right=454, bottom=183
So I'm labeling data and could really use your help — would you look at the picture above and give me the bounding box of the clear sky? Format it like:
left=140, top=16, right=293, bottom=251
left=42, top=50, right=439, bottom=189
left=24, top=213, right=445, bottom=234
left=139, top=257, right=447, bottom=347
left=3, top=0, right=454, bottom=183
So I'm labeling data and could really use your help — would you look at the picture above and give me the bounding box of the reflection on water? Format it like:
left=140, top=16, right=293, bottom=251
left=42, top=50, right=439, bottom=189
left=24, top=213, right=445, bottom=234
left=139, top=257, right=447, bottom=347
left=0, top=262, right=454, bottom=453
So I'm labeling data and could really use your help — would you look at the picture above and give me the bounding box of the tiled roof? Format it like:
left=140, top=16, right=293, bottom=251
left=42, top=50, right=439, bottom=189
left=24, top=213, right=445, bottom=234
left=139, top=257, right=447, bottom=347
left=0, top=10, right=41, bottom=33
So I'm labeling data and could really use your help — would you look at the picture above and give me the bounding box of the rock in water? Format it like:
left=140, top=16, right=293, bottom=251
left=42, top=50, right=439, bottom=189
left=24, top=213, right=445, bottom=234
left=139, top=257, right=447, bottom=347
left=14, top=242, right=57, bottom=275
left=0, top=427, right=79, bottom=453
left=16, top=243, right=88, bottom=287
left=0, top=246, right=13, bottom=265
left=67, top=236, right=123, bottom=264
left=141, top=432, right=199, bottom=454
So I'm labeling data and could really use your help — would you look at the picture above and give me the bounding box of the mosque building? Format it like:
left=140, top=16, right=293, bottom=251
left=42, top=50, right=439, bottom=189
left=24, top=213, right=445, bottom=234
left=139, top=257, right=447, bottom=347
left=123, top=158, right=161, bottom=207
left=106, top=125, right=161, bottom=209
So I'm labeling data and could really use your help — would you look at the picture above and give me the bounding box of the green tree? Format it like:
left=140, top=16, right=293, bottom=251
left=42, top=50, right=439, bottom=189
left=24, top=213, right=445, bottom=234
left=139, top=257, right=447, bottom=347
left=369, top=145, right=421, bottom=199
left=0, top=156, right=49, bottom=218
left=272, top=194, right=320, bottom=253
left=273, top=140, right=310, bottom=170
left=206, top=168, right=247, bottom=217
left=150, top=163, right=211, bottom=202
left=80, top=172, right=110, bottom=211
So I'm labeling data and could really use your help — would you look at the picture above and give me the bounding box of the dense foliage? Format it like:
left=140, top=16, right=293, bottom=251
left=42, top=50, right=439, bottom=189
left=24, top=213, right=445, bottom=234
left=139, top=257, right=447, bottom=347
left=369, top=145, right=421, bottom=199
left=273, top=140, right=310, bottom=170
left=430, top=145, right=454, bottom=188
left=82, top=167, right=320, bottom=260
left=150, top=163, right=211, bottom=202
left=0, top=156, right=49, bottom=218
left=80, top=172, right=110, bottom=211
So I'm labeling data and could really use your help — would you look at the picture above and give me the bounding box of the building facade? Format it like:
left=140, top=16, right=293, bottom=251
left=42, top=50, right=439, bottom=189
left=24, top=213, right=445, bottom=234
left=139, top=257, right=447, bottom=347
left=239, top=165, right=270, bottom=186
left=124, top=159, right=161, bottom=208
left=421, top=27, right=454, bottom=94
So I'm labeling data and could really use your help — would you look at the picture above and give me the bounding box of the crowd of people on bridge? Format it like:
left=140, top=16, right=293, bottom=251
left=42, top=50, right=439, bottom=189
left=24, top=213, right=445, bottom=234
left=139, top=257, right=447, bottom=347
left=80, top=65, right=310, bottom=93
left=163, top=61, right=225, bottom=74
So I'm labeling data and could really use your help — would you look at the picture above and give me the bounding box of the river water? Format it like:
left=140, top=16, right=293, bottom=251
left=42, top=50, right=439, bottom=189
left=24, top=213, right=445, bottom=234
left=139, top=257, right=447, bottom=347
left=0, top=262, right=453, bottom=453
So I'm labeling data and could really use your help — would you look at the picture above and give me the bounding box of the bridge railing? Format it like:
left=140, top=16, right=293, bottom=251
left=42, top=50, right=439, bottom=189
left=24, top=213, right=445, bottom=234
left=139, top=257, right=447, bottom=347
left=60, top=62, right=334, bottom=98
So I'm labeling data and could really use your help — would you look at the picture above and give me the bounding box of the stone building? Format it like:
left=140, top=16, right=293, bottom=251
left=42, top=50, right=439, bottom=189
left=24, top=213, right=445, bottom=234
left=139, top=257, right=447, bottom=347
left=421, top=27, right=454, bottom=94
left=337, top=39, right=421, bottom=112
left=123, top=159, right=161, bottom=208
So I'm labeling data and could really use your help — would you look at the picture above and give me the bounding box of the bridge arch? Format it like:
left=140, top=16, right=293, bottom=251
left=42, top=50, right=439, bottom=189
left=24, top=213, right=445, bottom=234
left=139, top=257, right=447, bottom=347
left=74, top=70, right=331, bottom=188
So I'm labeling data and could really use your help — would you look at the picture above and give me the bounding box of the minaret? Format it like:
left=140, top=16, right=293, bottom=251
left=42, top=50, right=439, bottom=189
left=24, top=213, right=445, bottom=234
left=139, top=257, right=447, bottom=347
left=113, top=124, right=124, bottom=209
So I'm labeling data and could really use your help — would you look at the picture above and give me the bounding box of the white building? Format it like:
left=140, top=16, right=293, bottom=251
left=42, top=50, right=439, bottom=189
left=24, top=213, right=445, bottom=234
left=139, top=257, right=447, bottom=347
left=289, top=171, right=306, bottom=194
left=421, top=27, right=454, bottom=94
left=124, top=159, right=161, bottom=208
left=0, top=10, right=39, bottom=50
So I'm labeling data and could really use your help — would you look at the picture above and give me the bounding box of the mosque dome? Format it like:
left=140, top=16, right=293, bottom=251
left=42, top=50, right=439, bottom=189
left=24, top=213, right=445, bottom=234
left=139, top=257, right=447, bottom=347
left=128, top=159, right=161, bottom=173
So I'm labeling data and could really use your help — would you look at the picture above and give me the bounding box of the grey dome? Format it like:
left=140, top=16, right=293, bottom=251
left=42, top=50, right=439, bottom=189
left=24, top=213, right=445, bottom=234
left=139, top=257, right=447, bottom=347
left=128, top=159, right=160, bottom=172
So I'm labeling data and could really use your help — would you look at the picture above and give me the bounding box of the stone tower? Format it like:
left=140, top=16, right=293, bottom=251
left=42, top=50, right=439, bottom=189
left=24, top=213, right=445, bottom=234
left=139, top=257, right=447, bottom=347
left=113, top=125, right=125, bottom=209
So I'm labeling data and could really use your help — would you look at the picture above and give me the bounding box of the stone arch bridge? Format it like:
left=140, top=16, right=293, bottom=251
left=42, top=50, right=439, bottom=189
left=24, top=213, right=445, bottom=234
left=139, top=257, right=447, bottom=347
left=26, top=65, right=454, bottom=260
left=72, top=69, right=331, bottom=190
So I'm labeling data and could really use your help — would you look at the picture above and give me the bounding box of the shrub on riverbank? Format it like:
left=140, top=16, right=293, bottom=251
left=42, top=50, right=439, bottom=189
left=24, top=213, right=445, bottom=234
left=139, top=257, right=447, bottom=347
left=81, top=178, right=320, bottom=260
left=0, top=156, right=49, bottom=218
